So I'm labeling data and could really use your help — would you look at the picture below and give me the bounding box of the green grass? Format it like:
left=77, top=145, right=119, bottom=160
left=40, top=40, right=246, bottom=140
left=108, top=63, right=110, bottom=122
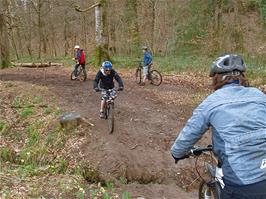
left=20, top=107, right=34, bottom=118
left=0, top=120, right=7, bottom=133
left=112, top=54, right=266, bottom=85
left=13, top=53, right=266, bottom=86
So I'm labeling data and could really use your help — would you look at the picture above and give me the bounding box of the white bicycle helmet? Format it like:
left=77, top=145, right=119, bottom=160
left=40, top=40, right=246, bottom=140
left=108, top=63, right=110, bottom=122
left=74, top=45, right=80, bottom=49
left=210, top=54, right=246, bottom=77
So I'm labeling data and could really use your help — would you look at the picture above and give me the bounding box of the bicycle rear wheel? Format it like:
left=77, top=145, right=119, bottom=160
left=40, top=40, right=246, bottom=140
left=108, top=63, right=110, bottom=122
left=198, top=180, right=218, bottom=199
left=135, top=68, right=142, bottom=84
left=107, top=103, right=114, bottom=134
left=150, top=70, right=162, bottom=86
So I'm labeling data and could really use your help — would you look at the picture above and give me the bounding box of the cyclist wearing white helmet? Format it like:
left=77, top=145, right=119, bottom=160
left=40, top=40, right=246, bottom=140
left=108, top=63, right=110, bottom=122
left=72, top=45, right=86, bottom=79
left=171, top=54, right=266, bottom=199
left=93, top=61, right=124, bottom=118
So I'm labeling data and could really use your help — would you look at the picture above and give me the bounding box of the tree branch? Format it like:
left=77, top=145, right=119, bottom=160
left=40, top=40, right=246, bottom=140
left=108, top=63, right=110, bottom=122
left=74, top=3, right=101, bottom=13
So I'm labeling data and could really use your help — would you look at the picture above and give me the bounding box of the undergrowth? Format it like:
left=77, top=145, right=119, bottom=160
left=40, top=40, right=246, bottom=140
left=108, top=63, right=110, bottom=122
left=0, top=82, right=130, bottom=198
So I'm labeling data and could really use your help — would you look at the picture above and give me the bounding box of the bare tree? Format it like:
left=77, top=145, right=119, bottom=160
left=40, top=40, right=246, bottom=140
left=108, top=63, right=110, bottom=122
left=212, top=0, right=223, bottom=51
left=0, top=1, right=11, bottom=68
left=75, top=0, right=110, bottom=65
left=125, top=0, right=140, bottom=57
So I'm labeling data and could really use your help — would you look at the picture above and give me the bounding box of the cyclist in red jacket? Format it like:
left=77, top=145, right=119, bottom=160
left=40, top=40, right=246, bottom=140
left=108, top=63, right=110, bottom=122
left=72, top=45, right=86, bottom=79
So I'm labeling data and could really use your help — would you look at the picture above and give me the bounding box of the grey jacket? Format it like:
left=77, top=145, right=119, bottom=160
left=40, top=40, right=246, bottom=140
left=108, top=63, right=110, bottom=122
left=171, top=84, right=266, bottom=185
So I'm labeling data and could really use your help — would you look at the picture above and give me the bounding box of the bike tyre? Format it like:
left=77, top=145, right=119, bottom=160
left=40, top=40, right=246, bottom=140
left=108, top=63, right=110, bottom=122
left=135, top=68, right=142, bottom=84
left=107, top=103, right=114, bottom=134
left=150, top=70, right=162, bottom=86
left=78, top=68, right=87, bottom=81
left=198, top=180, right=218, bottom=199
left=70, top=71, right=76, bottom=80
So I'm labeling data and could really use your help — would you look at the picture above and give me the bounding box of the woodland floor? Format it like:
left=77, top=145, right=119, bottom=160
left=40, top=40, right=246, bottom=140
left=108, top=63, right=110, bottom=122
left=0, top=65, right=214, bottom=199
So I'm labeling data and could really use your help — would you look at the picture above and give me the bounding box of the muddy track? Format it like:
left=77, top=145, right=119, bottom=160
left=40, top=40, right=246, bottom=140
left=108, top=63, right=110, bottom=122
left=1, top=66, right=211, bottom=198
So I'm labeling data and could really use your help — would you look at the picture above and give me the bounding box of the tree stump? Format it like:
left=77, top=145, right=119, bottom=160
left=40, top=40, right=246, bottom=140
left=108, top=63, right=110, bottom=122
left=59, top=112, right=82, bottom=129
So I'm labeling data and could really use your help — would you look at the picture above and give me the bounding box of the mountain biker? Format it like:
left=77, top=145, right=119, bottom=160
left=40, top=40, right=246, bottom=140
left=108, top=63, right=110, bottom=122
left=93, top=61, right=124, bottom=118
left=140, top=46, right=152, bottom=86
left=72, top=45, right=86, bottom=79
left=171, top=54, right=266, bottom=199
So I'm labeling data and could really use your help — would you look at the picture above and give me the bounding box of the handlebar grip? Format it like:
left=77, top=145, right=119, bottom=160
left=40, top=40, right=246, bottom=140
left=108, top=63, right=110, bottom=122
left=190, top=146, right=213, bottom=156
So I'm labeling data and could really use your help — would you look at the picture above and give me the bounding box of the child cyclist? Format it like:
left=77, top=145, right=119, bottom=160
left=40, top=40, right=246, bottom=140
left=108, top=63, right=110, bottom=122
left=93, top=61, right=124, bottom=118
left=72, top=45, right=86, bottom=79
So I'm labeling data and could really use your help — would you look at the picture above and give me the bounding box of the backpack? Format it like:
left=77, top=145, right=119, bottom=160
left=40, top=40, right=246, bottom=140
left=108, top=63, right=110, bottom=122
left=80, top=50, right=86, bottom=64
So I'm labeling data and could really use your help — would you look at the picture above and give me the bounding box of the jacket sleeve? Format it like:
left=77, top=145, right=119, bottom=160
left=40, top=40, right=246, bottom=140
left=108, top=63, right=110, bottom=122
left=93, top=71, right=101, bottom=89
left=171, top=103, right=209, bottom=158
left=113, top=70, right=124, bottom=88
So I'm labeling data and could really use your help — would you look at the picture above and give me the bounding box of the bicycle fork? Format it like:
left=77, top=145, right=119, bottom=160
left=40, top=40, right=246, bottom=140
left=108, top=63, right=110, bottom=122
left=205, top=163, right=223, bottom=199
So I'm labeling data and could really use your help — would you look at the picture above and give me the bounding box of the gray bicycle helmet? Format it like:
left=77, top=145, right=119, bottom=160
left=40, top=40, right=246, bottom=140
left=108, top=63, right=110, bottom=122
left=209, top=54, right=246, bottom=77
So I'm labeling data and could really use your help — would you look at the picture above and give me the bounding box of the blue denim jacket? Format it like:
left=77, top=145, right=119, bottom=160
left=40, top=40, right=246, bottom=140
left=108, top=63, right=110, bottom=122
left=171, top=84, right=266, bottom=185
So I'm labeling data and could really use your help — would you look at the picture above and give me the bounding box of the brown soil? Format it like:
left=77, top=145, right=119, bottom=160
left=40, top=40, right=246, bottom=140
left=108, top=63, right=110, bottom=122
left=0, top=65, right=213, bottom=199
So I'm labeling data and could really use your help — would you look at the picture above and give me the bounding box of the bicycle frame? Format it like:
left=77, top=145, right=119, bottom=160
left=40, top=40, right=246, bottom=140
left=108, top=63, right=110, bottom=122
left=183, top=146, right=223, bottom=199
left=204, top=163, right=222, bottom=199
left=100, top=88, right=116, bottom=134
left=71, top=63, right=87, bottom=81
left=135, top=62, right=162, bottom=86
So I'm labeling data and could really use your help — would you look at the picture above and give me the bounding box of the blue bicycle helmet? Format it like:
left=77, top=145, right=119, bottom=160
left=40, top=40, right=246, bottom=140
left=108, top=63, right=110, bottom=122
left=102, top=61, right=112, bottom=70
left=210, top=54, right=246, bottom=77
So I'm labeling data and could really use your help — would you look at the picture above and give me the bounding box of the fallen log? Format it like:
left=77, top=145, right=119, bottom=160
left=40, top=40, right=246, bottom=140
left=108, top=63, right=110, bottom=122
left=13, top=62, right=63, bottom=68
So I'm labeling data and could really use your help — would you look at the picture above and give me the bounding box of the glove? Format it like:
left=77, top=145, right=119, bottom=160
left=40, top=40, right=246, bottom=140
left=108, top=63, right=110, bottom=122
left=171, top=153, right=189, bottom=164
left=94, top=88, right=100, bottom=92
left=118, top=87, right=124, bottom=91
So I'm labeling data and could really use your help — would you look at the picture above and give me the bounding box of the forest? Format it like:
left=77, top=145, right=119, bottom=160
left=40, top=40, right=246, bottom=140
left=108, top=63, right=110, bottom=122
left=1, top=0, right=266, bottom=199
left=1, top=0, right=266, bottom=68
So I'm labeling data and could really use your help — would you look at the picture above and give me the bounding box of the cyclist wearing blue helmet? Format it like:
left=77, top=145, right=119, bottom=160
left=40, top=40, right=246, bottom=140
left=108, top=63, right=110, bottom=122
left=171, top=54, right=266, bottom=199
left=93, top=61, right=124, bottom=118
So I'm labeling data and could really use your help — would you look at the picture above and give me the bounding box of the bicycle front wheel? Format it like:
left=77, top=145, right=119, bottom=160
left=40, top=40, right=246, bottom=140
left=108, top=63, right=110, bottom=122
left=198, top=180, right=218, bottom=199
left=150, top=70, right=162, bottom=86
left=107, top=103, right=114, bottom=134
left=70, top=71, right=76, bottom=80
left=78, top=68, right=87, bottom=81
left=135, top=68, right=142, bottom=84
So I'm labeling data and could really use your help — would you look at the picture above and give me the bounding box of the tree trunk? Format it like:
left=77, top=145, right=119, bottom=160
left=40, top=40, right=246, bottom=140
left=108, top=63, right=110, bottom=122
left=95, top=1, right=110, bottom=65
left=37, top=0, right=42, bottom=59
left=5, top=0, right=19, bottom=60
left=64, top=10, right=69, bottom=56
left=125, top=0, right=140, bottom=57
left=151, top=0, right=156, bottom=55
left=26, top=2, right=33, bottom=58
left=232, top=0, right=243, bottom=52
left=0, top=4, right=11, bottom=68
left=212, top=0, right=223, bottom=52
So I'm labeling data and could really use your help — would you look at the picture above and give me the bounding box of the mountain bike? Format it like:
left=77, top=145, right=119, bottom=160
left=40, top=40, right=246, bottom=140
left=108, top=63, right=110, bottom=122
left=180, top=145, right=222, bottom=199
left=71, top=63, right=87, bottom=81
left=100, top=88, right=117, bottom=134
left=135, top=62, right=162, bottom=86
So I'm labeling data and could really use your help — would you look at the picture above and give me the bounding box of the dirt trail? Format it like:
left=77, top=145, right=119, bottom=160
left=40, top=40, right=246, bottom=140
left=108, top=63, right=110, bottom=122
left=0, top=66, right=211, bottom=199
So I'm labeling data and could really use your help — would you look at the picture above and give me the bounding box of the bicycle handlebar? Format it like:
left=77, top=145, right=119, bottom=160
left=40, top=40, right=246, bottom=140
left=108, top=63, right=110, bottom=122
left=189, top=145, right=212, bottom=156
left=98, top=88, right=116, bottom=92
left=179, top=145, right=213, bottom=160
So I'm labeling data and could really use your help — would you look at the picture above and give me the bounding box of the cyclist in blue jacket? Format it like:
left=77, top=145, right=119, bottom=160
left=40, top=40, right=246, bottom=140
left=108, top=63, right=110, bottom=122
left=140, top=46, right=152, bottom=86
left=93, top=61, right=124, bottom=118
left=171, top=54, right=266, bottom=199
